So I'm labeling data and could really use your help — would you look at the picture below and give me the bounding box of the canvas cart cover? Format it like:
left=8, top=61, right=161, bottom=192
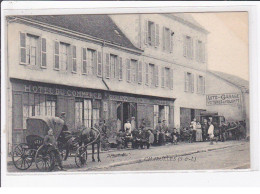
left=26, top=116, right=65, bottom=139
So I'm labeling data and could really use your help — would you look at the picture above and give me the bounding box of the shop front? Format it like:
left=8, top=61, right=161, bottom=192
left=180, top=107, right=206, bottom=129
left=10, top=79, right=103, bottom=145
left=106, top=93, right=175, bottom=136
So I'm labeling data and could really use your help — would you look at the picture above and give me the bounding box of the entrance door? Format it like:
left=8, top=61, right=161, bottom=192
left=123, top=102, right=130, bottom=124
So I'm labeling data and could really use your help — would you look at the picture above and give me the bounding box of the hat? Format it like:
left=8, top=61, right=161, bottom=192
left=61, top=112, right=66, bottom=116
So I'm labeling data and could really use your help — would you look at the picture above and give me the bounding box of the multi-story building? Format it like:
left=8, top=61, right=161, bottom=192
left=111, top=13, right=209, bottom=129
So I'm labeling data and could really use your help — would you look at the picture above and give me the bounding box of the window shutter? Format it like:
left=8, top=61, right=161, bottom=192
left=161, top=67, right=165, bottom=88
left=145, top=62, right=149, bottom=85
left=191, top=73, right=194, bottom=93
left=203, top=76, right=205, bottom=94
left=202, top=43, right=205, bottom=63
left=184, top=72, right=188, bottom=92
left=190, top=38, right=194, bottom=59
left=162, top=27, right=166, bottom=51
left=72, top=45, right=77, bottom=72
left=170, top=69, right=173, bottom=90
left=155, top=24, right=159, bottom=47
left=155, top=65, right=159, bottom=87
left=138, top=61, right=142, bottom=84
left=170, top=30, right=174, bottom=53
left=144, top=20, right=148, bottom=45
left=119, top=57, right=123, bottom=81
left=82, top=48, right=87, bottom=74
left=97, top=51, right=102, bottom=77
left=115, top=56, right=119, bottom=79
left=41, top=38, right=47, bottom=67
left=105, top=53, right=110, bottom=78
left=93, top=51, right=97, bottom=75
left=196, top=75, right=199, bottom=93
left=54, top=41, right=59, bottom=69
left=20, top=32, right=27, bottom=64
left=126, top=59, right=131, bottom=82
left=151, top=22, right=156, bottom=46
left=195, top=40, right=199, bottom=62
left=183, top=36, right=187, bottom=57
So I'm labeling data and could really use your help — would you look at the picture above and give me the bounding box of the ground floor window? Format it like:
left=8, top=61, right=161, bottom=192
left=154, top=105, right=170, bottom=128
left=22, top=93, right=56, bottom=128
left=75, top=98, right=92, bottom=129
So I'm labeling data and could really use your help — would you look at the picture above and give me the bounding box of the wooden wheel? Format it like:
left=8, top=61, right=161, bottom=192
left=75, top=146, right=87, bottom=168
left=35, top=145, right=55, bottom=172
left=12, top=143, right=35, bottom=170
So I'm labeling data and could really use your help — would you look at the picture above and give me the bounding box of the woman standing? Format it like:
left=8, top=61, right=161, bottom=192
left=196, top=122, right=203, bottom=142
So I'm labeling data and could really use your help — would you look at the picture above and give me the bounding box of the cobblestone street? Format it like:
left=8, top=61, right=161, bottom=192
left=7, top=141, right=250, bottom=172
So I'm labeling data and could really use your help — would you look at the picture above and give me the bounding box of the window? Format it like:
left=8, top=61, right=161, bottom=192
left=92, top=100, right=101, bottom=127
left=145, top=21, right=159, bottom=47
left=75, top=99, right=92, bottom=129
left=196, top=40, right=205, bottom=63
left=161, top=67, right=165, bottom=88
left=153, top=105, right=159, bottom=128
left=72, top=46, right=77, bottom=72
left=163, top=27, right=173, bottom=52
left=87, top=49, right=97, bottom=75
left=54, top=41, right=60, bottom=69
left=22, top=94, right=56, bottom=128
left=164, top=106, right=170, bottom=126
left=110, top=54, right=117, bottom=79
left=183, top=36, right=193, bottom=59
left=82, top=48, right=87, bottom=74
left=126, top=59, right=131, bottom=82
left=197, top=75, right=205, bottom=94
left=131, top=59, right=138, bottom=83
left=41, top=38, right=47, bottom=68
left=185, top=72, right=194, bottom=93
left=165, top=68, right=171, bottom=88
left=149, top=63, right=155, bottom=86
left=23, top=34, right=39, bottom=66
left=60, top=42, right=69, bottom=71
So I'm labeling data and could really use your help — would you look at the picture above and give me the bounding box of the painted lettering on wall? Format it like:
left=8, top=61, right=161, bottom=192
left=206, top=93, right=241, bottom=106
left=24, top=85, right=102, bottom=99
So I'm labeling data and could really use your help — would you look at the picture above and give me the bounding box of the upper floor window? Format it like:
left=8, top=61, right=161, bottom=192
left=197, top=75, right=205, bottom=94
left=54, top=41, right=70, bottom=71
left=163, top=27, right=174, bottom=52
left=185, top=72, right=194, bottom=93
left=110, top=54, right=118, bottom=79
left=183, top=36, right=193, bottom=59
left=20, top=32, right=39, bottom=66
left=148, top=63, right=158, bottom=87
left=196, top=40, right=205, bottom=63
left=72, top=46, right=77, bottom=73
left=144, top=20, right=159, bottom=47
left=131, top=59, right=138, bottom=83
left=87, top=49, right=97, bottom=75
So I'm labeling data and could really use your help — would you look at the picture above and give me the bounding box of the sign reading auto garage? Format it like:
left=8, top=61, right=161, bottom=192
left=206, top=93, right=241, bottom=106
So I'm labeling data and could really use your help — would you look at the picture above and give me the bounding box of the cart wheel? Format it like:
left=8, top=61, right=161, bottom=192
left=12, top=143, right=35, bottom=170
left=35, top=145, right=55, bottom=172
left=75, top=146, right=87, bottom=168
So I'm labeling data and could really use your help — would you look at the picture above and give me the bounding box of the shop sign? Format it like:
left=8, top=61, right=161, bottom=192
left=109, top=94, right=170, bottom=105
left=206, top=93, right=241, bottom=106
left=24, top=84, right=102, bottom=99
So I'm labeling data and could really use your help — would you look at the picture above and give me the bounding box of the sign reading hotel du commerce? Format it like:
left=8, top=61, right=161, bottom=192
left=206, top=93, right=241, bottom=106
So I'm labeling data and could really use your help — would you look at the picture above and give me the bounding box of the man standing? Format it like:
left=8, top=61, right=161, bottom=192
left=44, top=129, right=65, bottom=171
left=202, top=119, right=209, bottom=142
left=124, top=120, right=132, bottom=133
left=154, top=120, right=162, bottom=145
left=190, top=118, right=197, bottom=143
left=131, top=117, right=136, bottom=132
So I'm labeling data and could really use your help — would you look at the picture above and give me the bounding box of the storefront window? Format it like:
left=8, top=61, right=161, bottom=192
left=75, top=99, right=83, bottom=129
left=75, top=99, right=92, bottom=129
left=153, top=105, right=159, bottom=128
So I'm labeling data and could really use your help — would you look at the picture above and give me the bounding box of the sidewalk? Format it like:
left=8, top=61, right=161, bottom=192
left=7, top=140, right=247, bottom=172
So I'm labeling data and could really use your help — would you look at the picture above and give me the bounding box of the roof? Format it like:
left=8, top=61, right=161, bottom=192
left=164, top=13, right=209, bottom=34
left=208, top=70, right=249, bottom=92
left=19, top=14, right=142, bottom=52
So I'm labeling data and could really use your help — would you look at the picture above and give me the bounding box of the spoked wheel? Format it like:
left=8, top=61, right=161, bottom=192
left=12, top=143, right=35, bottom=170
left=35, top=145, right=55, bottom=172
left=75, top=146, right=87, bottom=168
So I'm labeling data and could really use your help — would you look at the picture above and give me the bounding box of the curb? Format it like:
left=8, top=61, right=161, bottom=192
left=78, top=142, right=245, bottom=171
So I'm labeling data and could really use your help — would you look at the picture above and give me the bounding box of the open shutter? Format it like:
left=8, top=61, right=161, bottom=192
left=184, top=72, right=188, bottom=92
left=126, top=59, right=131, bottom=82
left=82, top=48, right=87, bottom=74
left=155, top=65, right=159, bottom=87
left=151, top=23, right=155, bottom=46
left=196, top=75, right=199, bottom=93
left=145, top=63, right=149, bottom=85
left=191, top=73, right=194, bottom=93
left=161, top=67, right=165, bottom=88
left=41, top=38, right=47, bottom=67
left=170, top=69, right=173, bottom=90
left=170, top=30, right=174, bottom=53
left=183, top=35, right=187, bottom=57
left=155, top=24, right=159, bottom=47
left=144, top=20, right=148, bottom=45
left=105, top=53, right=110, bottom=78
left=93, top=51, right=97, bottom=75
left=97, top=51, right=102, bottom=77
left=54, top=41, right=59, bottom=69
left=20, top=32, right=27, bottom=64
left=195, top=40, right=199, bottom=62
left=190, top=38, right=194, bottom=59
left=119, top=57, right=123, bottom=80
left=138, top=61, right=142, bottom=84
left=115, top=56, right=119, bottom=79
left=162, top=27, right=166, bottom=51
